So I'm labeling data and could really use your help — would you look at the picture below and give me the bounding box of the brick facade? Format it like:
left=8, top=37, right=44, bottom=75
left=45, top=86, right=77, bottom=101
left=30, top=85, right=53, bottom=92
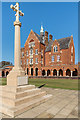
left=21, top=29, right=78, bottom=77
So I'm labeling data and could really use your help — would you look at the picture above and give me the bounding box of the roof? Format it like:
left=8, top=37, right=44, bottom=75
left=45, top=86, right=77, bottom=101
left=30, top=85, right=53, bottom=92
left=0, top=65, right=14, bottom=69
left=45, top=36, right=71, bottom=52
left=34, top=32, right=45, bottom=45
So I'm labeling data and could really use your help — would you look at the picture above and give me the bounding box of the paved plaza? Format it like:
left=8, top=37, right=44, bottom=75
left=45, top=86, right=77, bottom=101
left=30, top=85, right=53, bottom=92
left=1, top=87, right=78, bottom=118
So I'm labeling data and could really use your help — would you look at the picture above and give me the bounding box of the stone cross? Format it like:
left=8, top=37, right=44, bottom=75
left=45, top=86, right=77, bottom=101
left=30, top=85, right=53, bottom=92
left=10, top=3, right=24, bottom=22
left=7, top=3, right=26, bottom=86
left=10, top=2, right=24, bottom=69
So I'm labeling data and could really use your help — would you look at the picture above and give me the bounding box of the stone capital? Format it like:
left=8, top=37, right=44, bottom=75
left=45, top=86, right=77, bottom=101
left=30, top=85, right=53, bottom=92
left=14, top=21, right=21, bottom=27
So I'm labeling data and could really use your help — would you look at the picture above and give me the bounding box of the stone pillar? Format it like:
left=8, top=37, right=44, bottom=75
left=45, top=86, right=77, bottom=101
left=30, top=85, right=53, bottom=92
left=57, top=70, right=59, bottom=77
left=63, top=70, right=66, bottom=76
left=45, top=71, right=47, bottom=76
left=7, top=3, right=25, bottom=86
left=71, top=71, right=73, bottom=77
left=51, top=70, right=53, bottom=76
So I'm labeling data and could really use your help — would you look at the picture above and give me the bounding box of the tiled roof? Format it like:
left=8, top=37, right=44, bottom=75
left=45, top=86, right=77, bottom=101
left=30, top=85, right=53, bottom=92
left=45, top=37, right=71, bottom=52
left=34, top=32, right=45, bottom=45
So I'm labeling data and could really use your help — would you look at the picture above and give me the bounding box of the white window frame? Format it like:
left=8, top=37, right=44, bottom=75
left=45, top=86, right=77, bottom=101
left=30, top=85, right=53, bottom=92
left=71, top=46, right=73, bottom=53
left=53, top=45, right=58, bottom=53
left=71, top=56, right=73, bottom=62
left=26, top=51, right=28, bottom=56
left=22, top=52, right=24, bottom=57
left=35, top=49, right=38, bottom=55
left=27, top=59, right=28, bottom=65
left=35, top=58, right=38, bottom=64
left=30, top=49, right=33, bottom=55
left=29, top=42, right=35, bottom=48
left=52, top=56, right=54, bottom=62
left=41, top=58, right=43, bottom=64
left=57, top=55, right=60, bottom=62
left=30, top=58, right=33, bottom=64
left=41, top=49, right=43, bottom=55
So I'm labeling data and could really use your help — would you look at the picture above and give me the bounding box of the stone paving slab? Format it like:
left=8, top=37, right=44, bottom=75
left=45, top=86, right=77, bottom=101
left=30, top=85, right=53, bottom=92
left=2, top=87, right=78, bottom=118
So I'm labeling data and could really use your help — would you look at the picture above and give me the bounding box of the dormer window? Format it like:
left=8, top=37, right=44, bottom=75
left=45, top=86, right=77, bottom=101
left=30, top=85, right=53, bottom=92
left=53, top=45, right=58, bottom=52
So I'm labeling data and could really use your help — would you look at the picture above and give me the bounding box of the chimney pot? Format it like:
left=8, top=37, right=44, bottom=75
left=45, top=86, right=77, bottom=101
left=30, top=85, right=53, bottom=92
left=49, top=34, right=53, bottom=41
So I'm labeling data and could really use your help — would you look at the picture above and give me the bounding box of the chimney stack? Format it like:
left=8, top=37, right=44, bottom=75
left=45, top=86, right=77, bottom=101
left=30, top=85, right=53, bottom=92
left=49, top=34, right=53, bottom=41
left=45, top=31, right=48, bottom=46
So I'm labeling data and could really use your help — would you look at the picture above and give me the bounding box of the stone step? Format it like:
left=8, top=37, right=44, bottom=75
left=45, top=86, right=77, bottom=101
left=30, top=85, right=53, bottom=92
left=2, top=90, right=46, bottom=107
left=15, top=91, right=46, bottom=106
left=1, top=85, right=35, bottom=93
left=0, top=88, right=41, bottom=99
left=0, top=94, right=52, bottom=117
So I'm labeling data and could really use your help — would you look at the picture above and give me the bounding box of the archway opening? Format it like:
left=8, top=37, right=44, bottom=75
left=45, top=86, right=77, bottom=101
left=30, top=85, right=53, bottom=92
left=53, top=69, right=57, bottom=76
left=2, top=71, right=5, bottom=77
left=42, top=70, right=45, bottom=76
left=47, top=69, right=50, bottom=76
left=6, top=71, right=9, bottom=76
left=73, top=68, right=78, bottom=76
left=35, top=68, right=38, bottom=76
left=59, top=69, right=63, bottom=76
left=31, top=68, right=33, bottom=76
left=66, top=69, right=71, bottom=76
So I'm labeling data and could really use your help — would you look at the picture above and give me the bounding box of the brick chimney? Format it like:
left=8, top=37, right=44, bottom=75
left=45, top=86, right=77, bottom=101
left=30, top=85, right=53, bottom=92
left=49, top=34, right=53, bottom=41
left=45, top=31, right=48, bottom=46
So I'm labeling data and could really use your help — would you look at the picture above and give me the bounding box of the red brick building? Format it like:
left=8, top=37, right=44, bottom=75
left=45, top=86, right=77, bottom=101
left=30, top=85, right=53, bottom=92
left=21, top=26, right=78, bottom=77
left=0, top=65, right=13, bottom=77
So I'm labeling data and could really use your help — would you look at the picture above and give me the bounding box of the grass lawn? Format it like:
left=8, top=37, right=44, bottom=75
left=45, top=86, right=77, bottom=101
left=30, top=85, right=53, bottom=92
left=0, top=77, right=78, bottom=90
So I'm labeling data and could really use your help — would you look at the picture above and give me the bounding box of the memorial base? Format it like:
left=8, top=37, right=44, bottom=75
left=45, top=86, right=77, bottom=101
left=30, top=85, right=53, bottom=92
left=7, top=67, right=26, bottom=86
left=0, top=85, right=52, bottom=117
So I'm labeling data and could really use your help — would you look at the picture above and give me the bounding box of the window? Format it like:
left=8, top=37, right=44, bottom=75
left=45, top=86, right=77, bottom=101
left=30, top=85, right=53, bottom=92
left=71, top=56, right=73, bottom=62
left=71, top=46, right=73, bottom=53
left=29, top=42, right=35, bottom=48
left=54, top=46, right=58, bottom=52
left=30, top=58, right=33, bottom=64
left=22, top=52, right=24, bottom=57
left=56, top=46, right=58, bottom=52
left=54, top=47, right=56, bottom=52
left=41, top=58, right=43, bottom=64
left=52, top=56, right=54, bottom=62
left=41, top=49, right=43, bottom=55
left=27, top=59, right=28, bottom=65
left=26, top=51, right=28, bottom=56
left=30, top=49, right=33, bottom=55
left=35, top=49, right=38, bottom=55
left=57, top=55, right=60, bottom=62
left=35, top=58, right=38, bottom=64
left=21, top=60, right=22, bottom=65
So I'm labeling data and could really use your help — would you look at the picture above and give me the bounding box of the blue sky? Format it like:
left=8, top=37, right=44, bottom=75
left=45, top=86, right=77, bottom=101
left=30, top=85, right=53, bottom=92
left=2, top=2, right=78, bottom=64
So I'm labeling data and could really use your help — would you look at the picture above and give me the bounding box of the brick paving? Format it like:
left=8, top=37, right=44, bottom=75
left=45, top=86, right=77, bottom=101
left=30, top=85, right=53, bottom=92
left=1, top=87, right=78, bottom=118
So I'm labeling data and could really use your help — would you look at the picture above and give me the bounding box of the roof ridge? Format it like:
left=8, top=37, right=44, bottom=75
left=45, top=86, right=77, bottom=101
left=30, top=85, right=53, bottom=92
left=56, top=36, right=71, bottom=41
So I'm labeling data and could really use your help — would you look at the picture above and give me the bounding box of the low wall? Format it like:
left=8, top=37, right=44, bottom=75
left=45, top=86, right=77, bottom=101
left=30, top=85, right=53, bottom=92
left=29, top=76, right=79, bottom=79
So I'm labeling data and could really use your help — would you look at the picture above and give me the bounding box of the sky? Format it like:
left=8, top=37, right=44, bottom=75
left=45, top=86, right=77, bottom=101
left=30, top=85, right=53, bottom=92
left=2, top=2, right=78, bottom=65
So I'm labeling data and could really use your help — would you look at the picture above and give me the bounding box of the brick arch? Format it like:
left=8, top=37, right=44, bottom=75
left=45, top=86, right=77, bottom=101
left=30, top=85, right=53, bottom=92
left=53, top=69, right=57, bottom=76
left=42, top=69, right=45, bottom=76
left=59, top=69, right=63, bottom=76
left=6, top=71, right=9, bottom=76
left=66, top=69, right=71, bottom=76
left=47, top=69, right=50, bottom=76
left=29, top=39, right=34, bottom=42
